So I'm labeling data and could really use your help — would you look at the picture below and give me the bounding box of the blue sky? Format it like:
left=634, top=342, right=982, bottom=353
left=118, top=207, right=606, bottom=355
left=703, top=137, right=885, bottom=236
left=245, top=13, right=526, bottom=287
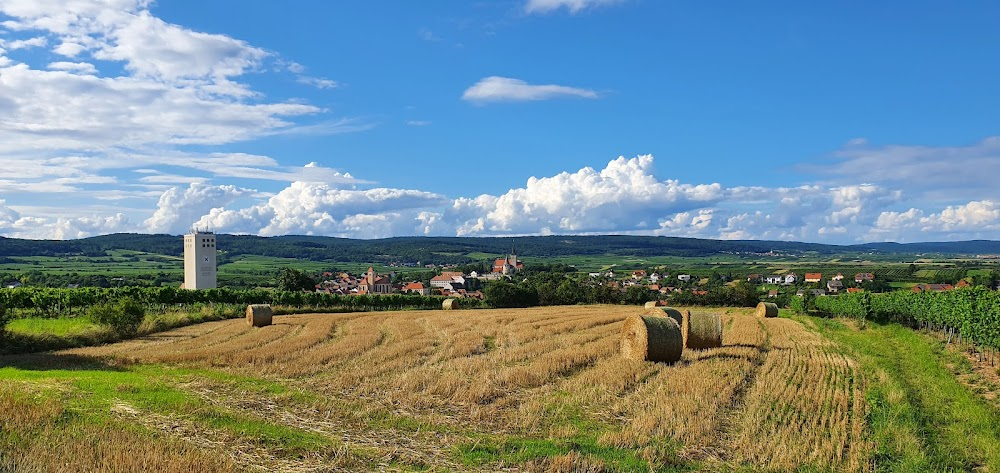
left=0, top=0, right=998, bottom=242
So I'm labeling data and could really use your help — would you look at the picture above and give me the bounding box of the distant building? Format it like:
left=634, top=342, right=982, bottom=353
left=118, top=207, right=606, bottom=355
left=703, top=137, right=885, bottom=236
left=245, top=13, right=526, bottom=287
left=492, top=247, right=524, bottom=275
left=805, top=273, right=822, bottom=283
left=677, top=274, right=692, bottom=282
left=827, top=280, right=843, bottom=292
left=183, top=230, right=217, bottom=290
left=855, top=273, right=875, bottom=283
left=784, top=273, right=798, bottom=285
left=4, top=281, right=21, bottom=289
left=912, top=283, right=954, bottom=293
left=358, top=267, right=393, bottom=294
left=402, top=282, right=430, bottom=295
left=765, top=275, right=783, bottom=285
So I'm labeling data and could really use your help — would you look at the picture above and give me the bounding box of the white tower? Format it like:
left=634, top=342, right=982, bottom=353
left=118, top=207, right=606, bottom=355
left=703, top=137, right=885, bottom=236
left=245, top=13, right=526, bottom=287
left=183, top=230, right=217, bottom=289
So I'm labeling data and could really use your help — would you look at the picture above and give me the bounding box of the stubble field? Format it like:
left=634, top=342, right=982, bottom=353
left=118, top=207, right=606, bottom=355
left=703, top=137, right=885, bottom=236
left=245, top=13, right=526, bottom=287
left=1, top=306, right=872, bottom=471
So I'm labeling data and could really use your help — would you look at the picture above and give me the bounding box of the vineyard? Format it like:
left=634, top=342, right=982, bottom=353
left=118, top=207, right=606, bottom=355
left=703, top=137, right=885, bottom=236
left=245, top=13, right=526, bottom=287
left=0, top=287, right=467, bottom=318
left=814, top=287, right=1000, bottom=349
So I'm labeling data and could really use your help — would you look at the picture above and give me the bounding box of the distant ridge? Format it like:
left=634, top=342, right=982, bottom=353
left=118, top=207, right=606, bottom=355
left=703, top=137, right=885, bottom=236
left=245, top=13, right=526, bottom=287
left=1, top=234, right=998, bottom=264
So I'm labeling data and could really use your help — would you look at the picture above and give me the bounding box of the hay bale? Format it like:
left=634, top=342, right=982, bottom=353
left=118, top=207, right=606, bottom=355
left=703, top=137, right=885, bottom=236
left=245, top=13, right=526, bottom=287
left=644, top=301, right=658, bottom=310
left=621, top=314, right=683, bottom=363
left=755, top=302, right=779, bottom=318
left=442, top=298, right=459, bottom=310
left=686, top=312, right=723, bottom=349
left=246, top=304, right=272, bottom=327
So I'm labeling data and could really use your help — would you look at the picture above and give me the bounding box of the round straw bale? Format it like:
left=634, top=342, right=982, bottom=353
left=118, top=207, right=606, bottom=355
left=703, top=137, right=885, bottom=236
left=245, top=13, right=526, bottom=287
left=621, top=314, right=683, bottom=363
left=442, top=298, right=459, bottom=310
left=246, top=304, right=272, bottom=327
left=686, top=312, right=723, bottom=349
left=644, top=301, right=658, bottom=310
left=755, top=302, right=779, bottom=318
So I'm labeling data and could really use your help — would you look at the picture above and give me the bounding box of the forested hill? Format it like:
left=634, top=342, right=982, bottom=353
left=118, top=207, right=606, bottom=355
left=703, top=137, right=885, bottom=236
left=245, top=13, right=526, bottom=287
left=0, top=234, right=998, bottom=264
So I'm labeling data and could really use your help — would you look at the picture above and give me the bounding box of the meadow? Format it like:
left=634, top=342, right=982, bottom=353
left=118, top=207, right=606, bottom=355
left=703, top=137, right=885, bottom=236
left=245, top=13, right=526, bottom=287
left=4, top=305, right=996, bottom=471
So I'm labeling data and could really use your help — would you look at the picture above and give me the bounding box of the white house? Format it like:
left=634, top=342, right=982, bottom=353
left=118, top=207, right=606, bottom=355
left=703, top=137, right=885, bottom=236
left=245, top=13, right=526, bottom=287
left=765, top=275, right=783, bottom=285
left=677, top=274, right=692, bottom=282
left=649, top=273, right=660, bottom=283
left=784, top=273, right=798, bottom=285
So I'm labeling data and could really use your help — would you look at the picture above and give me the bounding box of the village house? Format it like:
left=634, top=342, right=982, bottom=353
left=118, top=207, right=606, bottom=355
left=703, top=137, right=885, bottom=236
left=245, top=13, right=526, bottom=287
left=784, top=273, right=798, bottom=285
left=677, top=274, right=692, bottom=282
left=832, top=273, right=845, bottom=281
left=846, top=287, right=864, bottom=293
left=746, top=274, right=762, bottom=283
left=765, top=275, right=783, bottom=285
left=826, top=279, right=843, bottom=292
left=804, top=273, right=822, bottom=283
left=767, top=289, right=779, bottom=298
left=402, top=282, right=430, bottom=296
left=649, top=273, right=660, bottom=283
left=855, top=273, right=875, bottom=283
left=631, top=270, right=647, bottom=280
left=796, top=288, right=827, bottom=297
left=912, top=283, right=954, bottom=293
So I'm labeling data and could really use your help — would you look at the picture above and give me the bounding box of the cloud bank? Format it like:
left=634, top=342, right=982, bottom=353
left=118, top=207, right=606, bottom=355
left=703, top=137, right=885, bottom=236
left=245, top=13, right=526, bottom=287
left=2, top=153, right=996, bottom=243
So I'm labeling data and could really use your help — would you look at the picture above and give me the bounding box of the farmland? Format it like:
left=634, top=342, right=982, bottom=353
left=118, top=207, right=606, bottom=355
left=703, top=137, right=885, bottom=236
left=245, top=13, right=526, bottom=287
left=3, top=305, right=998, bottom=471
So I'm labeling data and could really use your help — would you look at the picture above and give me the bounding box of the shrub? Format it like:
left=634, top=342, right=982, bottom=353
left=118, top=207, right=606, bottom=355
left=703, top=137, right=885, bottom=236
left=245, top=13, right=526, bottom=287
left=0, top=303, right=8, bottom=337
left=88, top=297, right=146, bottom=337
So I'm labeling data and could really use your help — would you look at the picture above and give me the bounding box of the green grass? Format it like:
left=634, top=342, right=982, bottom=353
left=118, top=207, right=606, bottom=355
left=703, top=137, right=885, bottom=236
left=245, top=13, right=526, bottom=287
left=6, top=317, right=100, bottom=337
left=1, top=307, right=242, bottom=355
left=800, top=315, right=1000, bottom=472
left=0, top=361, right=331, bottom=455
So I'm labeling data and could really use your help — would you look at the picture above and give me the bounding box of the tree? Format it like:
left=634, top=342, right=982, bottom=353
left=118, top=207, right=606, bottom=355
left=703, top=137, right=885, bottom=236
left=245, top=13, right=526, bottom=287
left=277, top=267, right=316, bottom=292
left=484, top=280, right=538, bottom=308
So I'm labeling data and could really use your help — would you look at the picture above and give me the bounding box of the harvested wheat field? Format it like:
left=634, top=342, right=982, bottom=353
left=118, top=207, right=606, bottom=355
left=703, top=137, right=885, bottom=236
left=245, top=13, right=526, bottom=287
left=0, top=306, right=874, bottom=471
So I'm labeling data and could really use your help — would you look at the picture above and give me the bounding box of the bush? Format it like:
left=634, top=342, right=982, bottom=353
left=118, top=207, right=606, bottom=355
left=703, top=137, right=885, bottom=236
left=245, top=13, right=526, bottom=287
left=0, top=303, right=8, bottom=336
left=88, top=297, right=146, bottom=337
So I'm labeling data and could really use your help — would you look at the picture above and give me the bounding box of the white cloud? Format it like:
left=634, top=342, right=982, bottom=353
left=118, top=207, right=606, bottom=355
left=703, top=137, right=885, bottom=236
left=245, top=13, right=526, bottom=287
left=193, top=181, right=450, bottom=237
left=869, top=200, right=1000, bottom=241
left=46, top=61, right=98, bottom=74
left=462, top=76, right=598, bottom=103
left=406, top=120, right=432, bottom=127
left=524, top=0, right=624, bottom=14
left=441, top=155, right=722, bottom=235
left=143, top=182, right=251, bottom=234
left=296, top=76, right=338, bottom=89
left=3, top=36, right=47, bottom=49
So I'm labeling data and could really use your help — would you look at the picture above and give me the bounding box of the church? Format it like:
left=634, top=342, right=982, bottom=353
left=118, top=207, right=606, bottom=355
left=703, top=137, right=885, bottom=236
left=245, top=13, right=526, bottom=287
left=492, top=248, right=524, bottom=275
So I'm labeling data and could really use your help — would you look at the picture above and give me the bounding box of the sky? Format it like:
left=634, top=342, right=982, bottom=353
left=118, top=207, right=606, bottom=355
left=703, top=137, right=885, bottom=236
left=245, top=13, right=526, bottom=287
left=0, top=0, right=998, bottom=243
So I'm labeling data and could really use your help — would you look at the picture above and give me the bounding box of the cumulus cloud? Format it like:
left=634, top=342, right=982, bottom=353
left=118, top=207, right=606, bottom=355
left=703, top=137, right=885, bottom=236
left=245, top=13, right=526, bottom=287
left=143, top=182, right=251, bottom=234
left=870, top=200, right=1000, bottom=241
left=193, top=182, right=449, bottom=237
left=462, top=76, right=598, bottom=103
left=446, top=155, right=722, bottom=234
left=524, top=0, right=624, bottom=14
